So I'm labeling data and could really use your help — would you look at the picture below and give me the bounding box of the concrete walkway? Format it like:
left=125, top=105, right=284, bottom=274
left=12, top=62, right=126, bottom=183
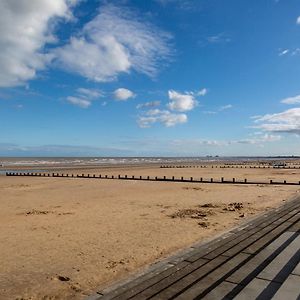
left=89, top=196, right=300, bottom=300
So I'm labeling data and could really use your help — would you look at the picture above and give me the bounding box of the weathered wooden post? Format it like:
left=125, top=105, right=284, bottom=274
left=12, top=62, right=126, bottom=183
left=211, top=178, right=213, bottom=182
left=172, top=176, right=174, bottom=181
left=233, top=178, right=235, bottom=183
left=190, top=177, right=193, bottom=181
left=221, top=177, right=224, bottom=183
left=125, top=175, right=127, bottom=179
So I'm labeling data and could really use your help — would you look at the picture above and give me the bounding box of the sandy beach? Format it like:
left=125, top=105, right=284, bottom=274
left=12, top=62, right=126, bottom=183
left=1, top=163, right=300, bottom=299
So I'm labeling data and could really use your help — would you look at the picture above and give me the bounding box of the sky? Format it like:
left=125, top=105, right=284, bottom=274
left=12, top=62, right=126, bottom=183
left=1, top=0, right=300, bottom=157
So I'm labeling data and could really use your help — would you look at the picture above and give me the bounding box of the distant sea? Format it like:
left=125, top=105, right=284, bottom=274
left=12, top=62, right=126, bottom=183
left=0, top=156, right=298, bottom=168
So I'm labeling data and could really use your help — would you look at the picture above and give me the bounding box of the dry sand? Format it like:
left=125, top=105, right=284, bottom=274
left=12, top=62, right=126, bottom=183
left=0, top=164, right=300, bottom=299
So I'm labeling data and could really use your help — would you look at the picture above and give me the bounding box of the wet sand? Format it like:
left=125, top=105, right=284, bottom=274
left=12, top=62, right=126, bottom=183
left=0, top=164, right=299, bottom=299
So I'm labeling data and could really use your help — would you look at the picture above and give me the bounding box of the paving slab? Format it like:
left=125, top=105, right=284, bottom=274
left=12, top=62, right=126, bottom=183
left=257, top=235, right=300, bottom=283
left=130, top=257, right=225, bottom=300
left=169, top=253, right=250, bottom=300
left=287, top=219, right=300, bottom=232
left=201, top=281, right=237, bottom=300
left=227, top=232, right=295, bottom=284
left=241, top=222, right=297, bottom=255
left=292, top=261, right=300, bottom=276
left=272, top=274, right=300, bottom=300
left=232, top=278, right=281, bottom=300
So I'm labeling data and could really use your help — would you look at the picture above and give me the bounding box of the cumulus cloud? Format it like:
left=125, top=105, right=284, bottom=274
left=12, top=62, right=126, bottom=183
left=297, top=16, right=300, bottom=25
left=113, top=88, right=135, bottom=101
left=54, top=4, right=172, bottom=82
left=280, top=94, right=300, bottom=104
left=253, top=108, right=300, bottom=134
left=67, top=87, right=102, bottom=108
left=136, top=101, right=160, bottom=109
left=138, top=109, right=187, bottom=128
left=0, top=0, right=76, bottom=87
left=167, top=90, right=197, bottom=112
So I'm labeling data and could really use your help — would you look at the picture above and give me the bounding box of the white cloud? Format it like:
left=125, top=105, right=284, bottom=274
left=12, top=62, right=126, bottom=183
left=197, top=88, right=208, bottom=96
left=155, top=0, right=197, bottom=11
left=138, top=109, right=187, bottom=128
left=0, top=0, right=77, bottom=87
left=280, top=94, right=300, bottom=104
left=202, top=104, right=232, bottom=115
left=136, top=101, right=160, bottom=109
left=203, top=110, right=217, bottom=115
left=113, top=88, right=135, bottom=101
left=291, top=48, right=300, bottom=56
left=254, top=107, right=300, bottom=134
left=207, top=33, right=231, bottom=44
left=167, top=90, right=197, bottom=112
left=278, top=48, right=300, bottom=57
left=297, top=16, right=300, bottom=25
left=54, top=4, right=172, bottom=82
left=66, top=96, right=91, bottom=108
left=67, top=87, right=102, bottom=108
left=171, top=134, right=281, bottom=148
left=278, top=49, right=289, bottom=56
left=77, top=88, right=102, bottom=99
left=236, top=134, right=281, bottom=144
left=219, top=104, right=233, bottom=111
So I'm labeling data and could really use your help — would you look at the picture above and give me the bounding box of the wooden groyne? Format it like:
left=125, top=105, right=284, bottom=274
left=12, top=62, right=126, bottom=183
left=5, top=172, right=300, bottom=186
left=160, top=165, right=300, bottom=169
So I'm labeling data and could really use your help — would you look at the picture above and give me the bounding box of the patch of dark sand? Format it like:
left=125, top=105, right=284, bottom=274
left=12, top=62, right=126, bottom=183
left=223, top=202, right=243, bottom=211
left=169, top=208, right=214, bottom=219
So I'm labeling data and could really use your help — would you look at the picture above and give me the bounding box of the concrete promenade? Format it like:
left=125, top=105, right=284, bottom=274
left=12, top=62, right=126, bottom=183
left=89, top=195, right=300, bottom=300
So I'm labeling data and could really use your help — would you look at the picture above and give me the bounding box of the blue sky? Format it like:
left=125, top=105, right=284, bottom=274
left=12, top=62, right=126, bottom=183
left=1, top=0, right=300, bottom=156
